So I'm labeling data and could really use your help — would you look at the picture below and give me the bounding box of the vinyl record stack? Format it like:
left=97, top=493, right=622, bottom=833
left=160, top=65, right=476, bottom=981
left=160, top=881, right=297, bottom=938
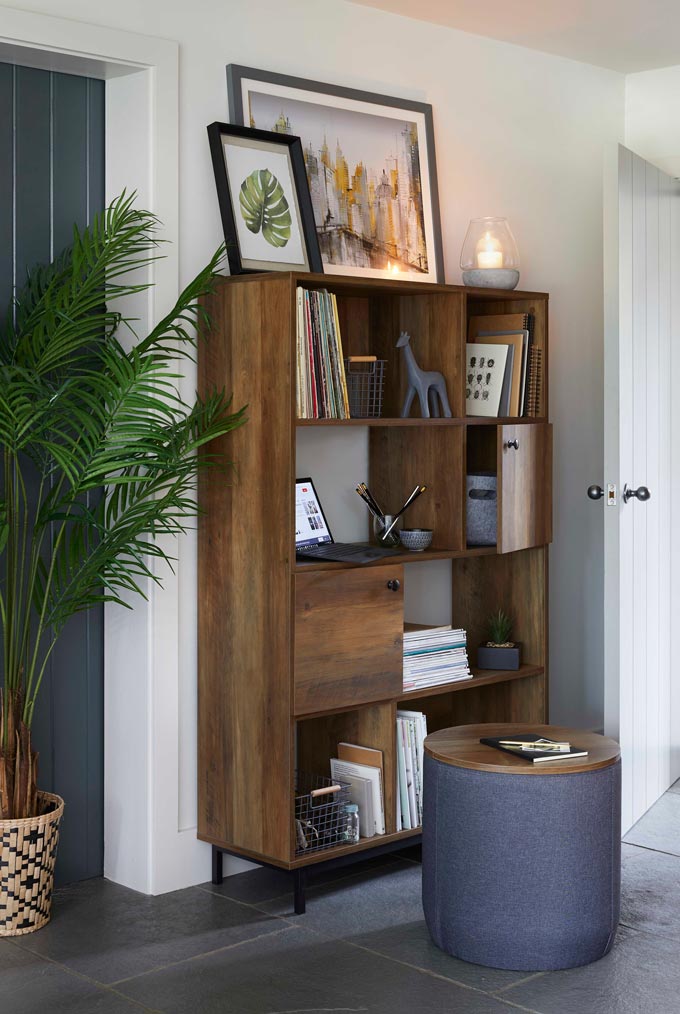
left=296, top=286, right=350, bottom=419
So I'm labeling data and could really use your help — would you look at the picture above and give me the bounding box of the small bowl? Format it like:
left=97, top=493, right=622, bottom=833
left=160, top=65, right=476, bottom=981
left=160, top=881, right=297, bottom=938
left=399, top=528, right=433, bottom=552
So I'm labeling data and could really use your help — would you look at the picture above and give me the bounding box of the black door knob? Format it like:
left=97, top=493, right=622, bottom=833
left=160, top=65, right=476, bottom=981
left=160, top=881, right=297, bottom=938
left=587, top=485, right=604, bottom=500
left=623, top=485, right=651, bottom=503
left=505, top=439, right=519, bottom=450
left=387, top=579, right=401, bottom=592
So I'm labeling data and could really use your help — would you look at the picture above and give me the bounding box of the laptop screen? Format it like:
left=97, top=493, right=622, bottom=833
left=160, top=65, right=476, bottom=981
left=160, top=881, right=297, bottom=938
left=295, top=478, right=333, bottom=548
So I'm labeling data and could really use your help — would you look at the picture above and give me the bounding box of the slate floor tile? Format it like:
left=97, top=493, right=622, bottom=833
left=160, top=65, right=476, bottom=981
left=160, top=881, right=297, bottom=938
left=350, top=919, right=541, bottom=994
left=17, top=876, right=283, bottom=985
left=0, top=941, right=145, bottom=1014
left=259, top=859, right=417, bottom=932
left=667, top=779, right=680, bottom=795
left=201, top=851, right=397, bottom=906
left=501, top=924, right=680, bottom=1014
left=623, top=791, right=680, bottom=856
left=621, top=841, right=647, bottom=862
left=117, top=923, right=524, bottom=1014
left=0, top=938, right=37, bottom=972
left=261, top=863, right=543, bottom=997
left=260, top=859, right=532, bottom=993
left=620, top=844, right=680, bottom=941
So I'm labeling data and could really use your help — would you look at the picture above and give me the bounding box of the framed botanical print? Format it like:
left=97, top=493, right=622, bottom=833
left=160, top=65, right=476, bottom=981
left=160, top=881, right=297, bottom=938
left=207, top=122, right=323, bottom=275
left=227, top=65, right=444, bottom=283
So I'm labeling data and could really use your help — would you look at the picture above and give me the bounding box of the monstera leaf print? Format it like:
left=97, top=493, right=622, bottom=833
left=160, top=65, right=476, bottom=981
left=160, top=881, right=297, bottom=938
left=239, top=168, right=292, bottom=248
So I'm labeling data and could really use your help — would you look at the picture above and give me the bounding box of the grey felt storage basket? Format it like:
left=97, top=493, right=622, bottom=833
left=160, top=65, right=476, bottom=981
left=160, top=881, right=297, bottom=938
left=466, top=471, right=497, bottom=546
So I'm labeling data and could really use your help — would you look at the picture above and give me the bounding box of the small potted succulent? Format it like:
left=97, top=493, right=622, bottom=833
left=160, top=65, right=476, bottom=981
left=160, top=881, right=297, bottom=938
left=477, top=609, right=521, bottom=671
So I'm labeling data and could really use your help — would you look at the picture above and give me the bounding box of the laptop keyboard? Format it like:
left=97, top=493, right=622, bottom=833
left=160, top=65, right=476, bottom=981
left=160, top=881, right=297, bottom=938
left=297, top=543, right=401, bottom=563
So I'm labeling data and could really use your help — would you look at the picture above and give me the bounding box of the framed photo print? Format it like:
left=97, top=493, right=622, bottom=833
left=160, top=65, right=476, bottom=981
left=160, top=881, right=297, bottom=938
left=227, top=65, right=444, bottom=283
left=207, top=122, right=323, bottom=275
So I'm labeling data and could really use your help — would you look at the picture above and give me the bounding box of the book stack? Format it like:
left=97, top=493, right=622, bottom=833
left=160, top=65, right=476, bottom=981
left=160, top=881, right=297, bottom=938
left=330, top=743, right=385, bottom=839
left=466, top=312, right=540, bottom=417
left=296, top=286, right=350, bottom=419
left=403, top=623, right=472, bottom=692
left=480, top=734, right=588, bottom=764
left=396, top=710, right=427, bottom=830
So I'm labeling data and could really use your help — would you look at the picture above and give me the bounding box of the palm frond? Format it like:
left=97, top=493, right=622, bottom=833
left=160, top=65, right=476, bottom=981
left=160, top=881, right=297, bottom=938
left=0, top=191, right=246, bottom=731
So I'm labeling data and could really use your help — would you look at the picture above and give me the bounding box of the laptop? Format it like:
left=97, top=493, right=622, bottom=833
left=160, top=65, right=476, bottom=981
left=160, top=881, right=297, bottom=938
left=295, top=477, right=400, bottom=564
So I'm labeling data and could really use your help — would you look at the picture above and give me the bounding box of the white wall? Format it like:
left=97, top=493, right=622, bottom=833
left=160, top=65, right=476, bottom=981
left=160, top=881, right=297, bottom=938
left=626, top=66, right=680, bottom=176
left=4, top=0, right=624, bottom=888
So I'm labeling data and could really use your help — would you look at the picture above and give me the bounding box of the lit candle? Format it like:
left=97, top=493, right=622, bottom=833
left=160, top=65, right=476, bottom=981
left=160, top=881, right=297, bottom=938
left=477, top=250, right=503, bottom=269
left=476, top=231, right=503, bottom=270
left=387, top=261, right=400, bottom=275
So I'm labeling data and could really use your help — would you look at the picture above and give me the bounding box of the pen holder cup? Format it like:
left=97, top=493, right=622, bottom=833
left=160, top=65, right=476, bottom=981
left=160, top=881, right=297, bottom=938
left=373, top=514, right=401, bottom=548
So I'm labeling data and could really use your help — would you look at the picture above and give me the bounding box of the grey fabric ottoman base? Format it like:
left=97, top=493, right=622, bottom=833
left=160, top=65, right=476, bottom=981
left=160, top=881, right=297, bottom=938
left=422, top=755, right=621, bottom=971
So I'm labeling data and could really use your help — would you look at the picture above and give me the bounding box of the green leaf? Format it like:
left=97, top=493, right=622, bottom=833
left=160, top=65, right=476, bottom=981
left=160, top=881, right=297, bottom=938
left=239, top=169, right=291, bottom=248
left=0, top=191, right=247, bottom=731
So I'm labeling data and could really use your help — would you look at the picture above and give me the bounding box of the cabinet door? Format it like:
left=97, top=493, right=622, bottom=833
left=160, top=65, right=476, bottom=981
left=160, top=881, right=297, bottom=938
left=498, top=423, right=552, bottom=553
left=294, top=565, right=403, bottom=715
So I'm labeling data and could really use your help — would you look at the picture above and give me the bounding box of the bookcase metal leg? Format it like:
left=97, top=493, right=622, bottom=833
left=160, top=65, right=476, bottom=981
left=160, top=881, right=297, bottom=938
left=212, top=846, right=223, bottom=885
left=293, top=869, right=307, bottom=915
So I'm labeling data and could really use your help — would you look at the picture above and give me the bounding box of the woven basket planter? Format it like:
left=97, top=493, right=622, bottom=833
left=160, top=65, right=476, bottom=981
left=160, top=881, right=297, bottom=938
left=0, top=791, right=64, bottom=936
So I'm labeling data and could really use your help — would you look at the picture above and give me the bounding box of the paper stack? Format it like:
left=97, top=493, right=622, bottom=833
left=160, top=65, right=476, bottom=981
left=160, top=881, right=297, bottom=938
left=403, top=624, right=472, bottom=692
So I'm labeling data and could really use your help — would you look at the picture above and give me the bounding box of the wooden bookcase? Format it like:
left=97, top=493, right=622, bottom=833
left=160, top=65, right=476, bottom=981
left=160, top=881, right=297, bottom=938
left=197, top=271, right=552, bottom=904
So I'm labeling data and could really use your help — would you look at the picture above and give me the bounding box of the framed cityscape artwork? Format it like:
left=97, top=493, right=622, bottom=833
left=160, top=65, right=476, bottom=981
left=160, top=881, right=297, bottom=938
left=207, top=122, right=322, bottom=275
left=227, top=65, right=444, bottom=283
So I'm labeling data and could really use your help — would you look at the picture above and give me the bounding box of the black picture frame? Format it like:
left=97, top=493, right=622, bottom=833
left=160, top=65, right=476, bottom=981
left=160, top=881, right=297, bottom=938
left=207, top=121, right=323, bottom=275
left=226, top=64, right=444, bottom=283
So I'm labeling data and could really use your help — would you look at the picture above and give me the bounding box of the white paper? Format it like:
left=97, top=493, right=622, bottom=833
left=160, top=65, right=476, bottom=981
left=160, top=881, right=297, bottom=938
left=466, top=342, right=510, bottom=417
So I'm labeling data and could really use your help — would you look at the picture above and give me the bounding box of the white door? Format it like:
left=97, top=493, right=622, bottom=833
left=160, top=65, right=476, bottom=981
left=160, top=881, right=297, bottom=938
left=601, top=144, right=680, bottom=833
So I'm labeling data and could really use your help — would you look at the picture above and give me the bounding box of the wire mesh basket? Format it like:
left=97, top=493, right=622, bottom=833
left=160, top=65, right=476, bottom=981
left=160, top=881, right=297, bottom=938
left=345, top=358, right=386, bottom=418
left=294, top=773, right=351, bottom=855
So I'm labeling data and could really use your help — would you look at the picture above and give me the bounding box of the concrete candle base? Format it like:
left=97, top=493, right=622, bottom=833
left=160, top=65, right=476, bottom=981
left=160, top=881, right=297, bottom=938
left=462, top=268, right=520, bottom=290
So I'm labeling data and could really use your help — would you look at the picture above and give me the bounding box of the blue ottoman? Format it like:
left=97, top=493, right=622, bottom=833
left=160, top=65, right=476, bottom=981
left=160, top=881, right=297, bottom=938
left=422, top=723, right=621, bottom=971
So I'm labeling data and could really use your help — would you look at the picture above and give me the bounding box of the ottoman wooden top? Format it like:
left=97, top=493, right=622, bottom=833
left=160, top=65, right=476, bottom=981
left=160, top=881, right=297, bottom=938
left=424, top=723, right=620, bottom=775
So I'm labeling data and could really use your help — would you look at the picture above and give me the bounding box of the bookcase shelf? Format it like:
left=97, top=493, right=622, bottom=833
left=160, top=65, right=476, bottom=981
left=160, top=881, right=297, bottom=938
left=289, top=827, right=422, bottom=869
left=399, top=664, right=545, bottom=701
left=294, top=545, right=496, bottom=572
left=296, top=417, right=548, bottom=427
left=197, top=271, right=552, bottom=902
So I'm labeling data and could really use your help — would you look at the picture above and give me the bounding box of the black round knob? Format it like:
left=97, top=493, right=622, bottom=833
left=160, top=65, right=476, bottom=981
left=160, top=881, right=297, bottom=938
left=506, top=439, right=519, bottom=450
left=623, top=484, right=651, bottom=503
left=587, top=485, right=604, bottom=500
left=387, top=579, right=401, bottom=592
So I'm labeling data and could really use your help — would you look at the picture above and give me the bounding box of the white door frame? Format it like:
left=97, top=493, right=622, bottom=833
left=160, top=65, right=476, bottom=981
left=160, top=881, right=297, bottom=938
left=603, top=142, right=680, bottom=833
left=0, top=6, right=215, bottom=894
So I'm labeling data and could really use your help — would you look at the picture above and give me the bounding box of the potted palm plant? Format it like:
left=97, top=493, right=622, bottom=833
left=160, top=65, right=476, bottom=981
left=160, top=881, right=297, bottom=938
left=0, top=193, right=245, bottom=935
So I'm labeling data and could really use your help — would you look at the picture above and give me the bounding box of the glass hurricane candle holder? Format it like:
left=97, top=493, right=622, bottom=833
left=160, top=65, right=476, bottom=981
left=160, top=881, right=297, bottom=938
left=460, top=217, right=520, bottom=290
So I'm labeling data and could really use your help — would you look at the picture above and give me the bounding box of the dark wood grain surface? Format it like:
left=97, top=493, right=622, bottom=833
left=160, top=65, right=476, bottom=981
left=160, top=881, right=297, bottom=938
left=197, top=271, right=553, bottom=870
left=197, top=275, right=294, bottom=863
left=498, top=423, right=552, bottom=553
left=294, top=566, right=404, bottom=715
left=370, top=425, right=465, bottom=551
left=425, top=723, right=619, bottom=774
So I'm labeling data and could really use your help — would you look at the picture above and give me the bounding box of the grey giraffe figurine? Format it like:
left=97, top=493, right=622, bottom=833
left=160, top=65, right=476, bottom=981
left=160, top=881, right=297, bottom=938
left=396, top=331, right=452, bottom=418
